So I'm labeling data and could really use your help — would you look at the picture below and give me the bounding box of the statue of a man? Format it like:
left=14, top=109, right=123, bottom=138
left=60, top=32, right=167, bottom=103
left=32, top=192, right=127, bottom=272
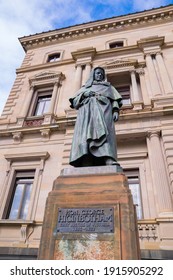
left=69, top=67, right=122, bottom=167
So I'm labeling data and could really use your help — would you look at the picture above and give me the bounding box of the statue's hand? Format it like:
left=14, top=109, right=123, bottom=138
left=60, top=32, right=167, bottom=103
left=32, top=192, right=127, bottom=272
left=83, top=91, right=95, bottom=98
left=113, top=111, right=119, bottom=122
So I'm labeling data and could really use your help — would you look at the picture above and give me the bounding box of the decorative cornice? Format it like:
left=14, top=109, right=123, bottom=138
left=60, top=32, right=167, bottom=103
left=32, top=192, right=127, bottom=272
left=16, top=46, right=140, bottom=74
left=29, top=71, right=65, bottom=87
left=16, top=58, right=74, bottom=74
left=100, top=59, right=146, bottom=74
left=101, top=58, right=138, bottom=69
left=1, top=107, right=173, bottom=137
left=71, top=47, right=96, bottom=61
left=137, top=36, right=165, bottom=50
left=0, top=122, right=59, bottom=137
left=19, top=6, right=173, bottom=51
left=4, top=151, right=50, bottom=162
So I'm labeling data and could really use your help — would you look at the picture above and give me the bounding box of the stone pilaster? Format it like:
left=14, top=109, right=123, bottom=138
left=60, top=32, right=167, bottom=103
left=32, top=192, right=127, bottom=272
left=21, top=85, right=34, bottom=117
left=155, top=52, right=173, bottom=94
left=74, top=64, right=83, bottom=92
left=162, top=129, right=173, bottom=196
left=83, top=62, right=92, bottom=84
left=130, top=70, right=143, bottom=110
left=49, top=81, right=59, bottom=114
left=147, top=131, right=173, bottom=216
left=137, top=68, right=150, bottom=107
left=145, top=54, right=161, bottom=96
left=71, top=47, right=96, bottom=92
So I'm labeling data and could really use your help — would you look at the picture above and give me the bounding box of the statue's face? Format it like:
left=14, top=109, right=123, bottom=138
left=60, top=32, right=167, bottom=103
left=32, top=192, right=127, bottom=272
left=94, top=68, right=105, bottom=81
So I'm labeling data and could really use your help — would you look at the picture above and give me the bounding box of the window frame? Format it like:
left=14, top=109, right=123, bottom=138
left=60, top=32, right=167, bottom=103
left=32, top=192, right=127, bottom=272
left=25, top=71, right=64, bottom=122
left=6, top=170, right=35, bottom=220
left=47, top=53, right=61, bottom=62
left=33, top=93, right=52, bottom=116
left=109, top=41, right=124, bottom=49
left=105, top=38, right=127, bottom=49
left=28, top=87, right=53, bottom=117
left=44, top=51, right=63, bottom=63
left=107, top=72, right=133, bottom=109
left=0, top=152, right=50, bottom=221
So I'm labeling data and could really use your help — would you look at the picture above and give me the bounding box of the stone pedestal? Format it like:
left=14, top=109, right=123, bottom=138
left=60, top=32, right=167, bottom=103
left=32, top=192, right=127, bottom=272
left=38, top=166, right=140, bottom=260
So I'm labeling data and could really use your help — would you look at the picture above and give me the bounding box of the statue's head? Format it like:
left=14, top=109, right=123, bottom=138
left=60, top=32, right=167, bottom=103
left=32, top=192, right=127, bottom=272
left=85, top=66, right=106, bottom=88
left=93, top=67, right=105, bottom=82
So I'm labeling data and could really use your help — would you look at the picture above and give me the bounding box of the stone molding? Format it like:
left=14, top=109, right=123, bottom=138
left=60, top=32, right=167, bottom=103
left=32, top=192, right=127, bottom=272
left=1, top=106, right=173, bottom=138
left=16, top=58, right=74, bottom=74
left=101, top=58, right=138, bottom=69
left=118, top=151, right=148, bottom=160
left=19, top=6, right=173, bottom=51
left=137, top=36, right=164, bottom=51
left=4, top=152, right=50, bottom=176
left=29, top=71, right=65, bottom=87
left=71, top=47, right=96, bottom=61
left=4, top=151, right=50, bottom=163
left=0, top=220, right=41, bottom=247
left=147, top=130, right=161, bottom=139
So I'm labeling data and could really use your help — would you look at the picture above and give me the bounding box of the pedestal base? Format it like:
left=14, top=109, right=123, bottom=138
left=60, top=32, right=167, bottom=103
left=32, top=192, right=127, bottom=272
left=38, top=166, right=140, bottom=259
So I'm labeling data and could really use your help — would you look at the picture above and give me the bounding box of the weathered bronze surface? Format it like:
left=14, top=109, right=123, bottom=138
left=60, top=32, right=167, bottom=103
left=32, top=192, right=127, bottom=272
left=57, top=207, right=114, bottom=233
left=69, top=67, right=122, bottom=167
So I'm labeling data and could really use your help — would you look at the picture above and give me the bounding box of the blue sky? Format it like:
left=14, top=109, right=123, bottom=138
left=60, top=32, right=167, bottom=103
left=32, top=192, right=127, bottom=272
left=0, top=0, right=173, bottom=114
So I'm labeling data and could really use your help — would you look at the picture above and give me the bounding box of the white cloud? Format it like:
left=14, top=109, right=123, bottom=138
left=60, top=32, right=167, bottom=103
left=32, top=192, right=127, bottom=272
left=0, top=0, right=172, bottom=114
left=0, top=0, right=94, bottom=114
left=0, top=0, right=53, bottom=115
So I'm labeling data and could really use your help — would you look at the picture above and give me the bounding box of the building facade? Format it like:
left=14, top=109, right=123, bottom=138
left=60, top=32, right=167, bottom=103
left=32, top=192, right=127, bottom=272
left=0, top=5, right=173, bottom=259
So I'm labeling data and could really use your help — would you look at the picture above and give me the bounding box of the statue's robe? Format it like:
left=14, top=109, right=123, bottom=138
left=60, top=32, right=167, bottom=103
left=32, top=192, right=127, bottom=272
left=69, top=81, right=122, bottom=167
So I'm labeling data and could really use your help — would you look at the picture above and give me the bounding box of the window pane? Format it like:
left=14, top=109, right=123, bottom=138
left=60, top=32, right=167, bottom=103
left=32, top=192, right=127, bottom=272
left=35, top=100, right=45, bottom=116
left=19, top=183, right=32, bottom=219
left=43, top=97, right=51, bottom=113
left=9, top=183, right=24, bottom=219
left=109, top=41, right=123, bottom=48
left=8, top=177, right=34, bottom=220
left=34, top=95, right=51, bottom=116
left=48, top=53, right=60, bottom=62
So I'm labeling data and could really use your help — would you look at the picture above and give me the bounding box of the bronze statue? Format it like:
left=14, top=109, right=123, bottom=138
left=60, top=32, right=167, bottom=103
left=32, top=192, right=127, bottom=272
left=69, top=67, right=122, bottom=167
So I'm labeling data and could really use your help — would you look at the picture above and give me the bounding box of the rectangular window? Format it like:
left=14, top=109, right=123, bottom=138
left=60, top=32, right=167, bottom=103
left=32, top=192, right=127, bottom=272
left=109, top=41, right=123, bottom=48
left=48, top=53, right=61, bottom=62
left=33, top=91, right=52, bottom=116
left=125, top=170, right=143, bottom=220
left=6, top=171, right=35, bottom=220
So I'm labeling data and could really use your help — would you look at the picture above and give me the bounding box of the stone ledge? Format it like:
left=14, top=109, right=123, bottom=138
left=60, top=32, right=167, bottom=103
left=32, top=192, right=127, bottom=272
left=60, top=165, right=123, bottom=176
left=0, top=247, right=38, bottom=260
